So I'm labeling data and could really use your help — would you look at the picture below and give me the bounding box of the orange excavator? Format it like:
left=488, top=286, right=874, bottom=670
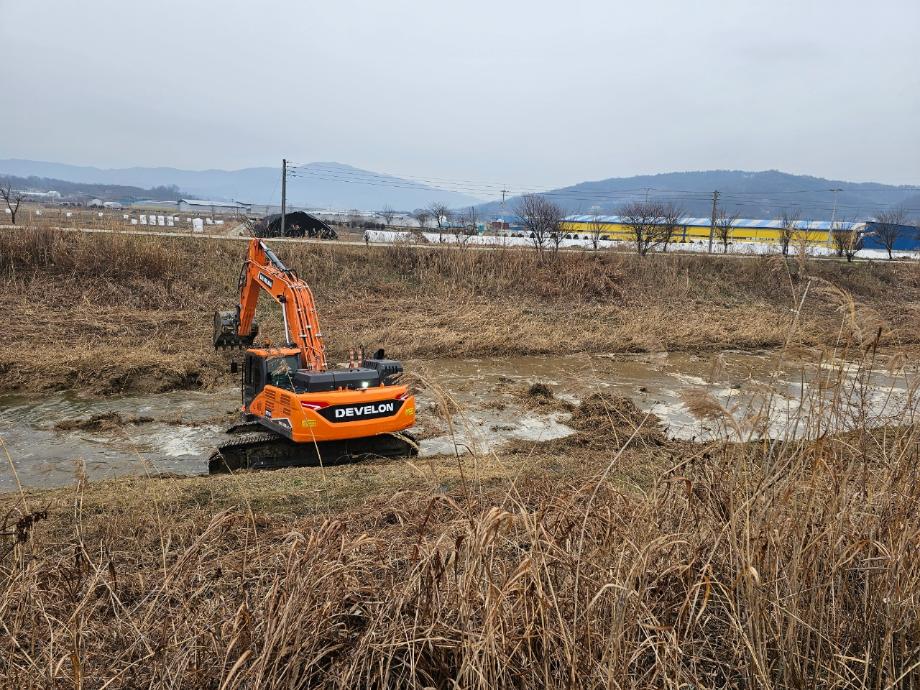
left=207, top=238, right=417, bottom=472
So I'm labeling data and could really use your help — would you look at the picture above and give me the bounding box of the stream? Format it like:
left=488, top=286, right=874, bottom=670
left=1, top=350, right=915, bottom=490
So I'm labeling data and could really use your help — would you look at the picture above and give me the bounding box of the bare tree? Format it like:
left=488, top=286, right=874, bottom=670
left=411, top=209, right=431, bottom=230
left=873, top=207, right=907, bottom=260
left=515, top=194, right=564, bottom=254
left=658, top=204, right=683, bottom=252
left=618, top=201, right=683, bottom=256
left=379, top=205, right=396, bottom=226
left=778, top=210, right=799, bottom=256
left=0, top=184, right=23, bottom=225
left=831, top=220, right=863, bottom=262
left=550, top=226, right=564, bottom=254
left=588, top=210, right=606, bottom=250
left=427, top=202, right=450, bottom=240
left=714, top=208, right=740, bottom=254
left=793, top=218, right=815, bottom=262
left=451, top=206, right=478, bottom=244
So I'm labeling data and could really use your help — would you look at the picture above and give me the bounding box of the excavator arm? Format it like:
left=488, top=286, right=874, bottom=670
left=214, top=239, right=327, bottom=371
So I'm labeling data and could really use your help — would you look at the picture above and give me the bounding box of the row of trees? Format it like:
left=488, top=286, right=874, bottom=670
left=383, top=196, right=693, bottom=257
left=378, top=196, right=744, bottom=257
left=509, top=196, right=918, bottom=260
left=515, top=195, right=690, bottom=256
left=374, top=203, right=480, bottom=241
left=408, top=203, right=478, bottom=238
left=379, top=194, right=913, bottom=260
left=778, top=208, right=916, bottom=262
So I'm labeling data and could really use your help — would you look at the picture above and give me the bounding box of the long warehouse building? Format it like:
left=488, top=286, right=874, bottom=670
left=563, top=215, right=856, bottom=245
left=562, top=215, right=920, bottom=250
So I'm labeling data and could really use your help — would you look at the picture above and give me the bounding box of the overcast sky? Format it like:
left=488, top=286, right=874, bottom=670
left=2, top=0, right=918, bottom=187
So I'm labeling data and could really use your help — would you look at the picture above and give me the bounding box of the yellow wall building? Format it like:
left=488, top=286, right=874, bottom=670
left=561, top=215, right=853, bottom=246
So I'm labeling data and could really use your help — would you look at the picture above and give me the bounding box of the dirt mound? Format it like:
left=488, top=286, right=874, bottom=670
left=55, top=411, right=154, bottom=432
left=517, top=381, right=573, bottom=413
left=572, top=393, right=666, bottom=446
left=527, top=382, right=553, bottom=398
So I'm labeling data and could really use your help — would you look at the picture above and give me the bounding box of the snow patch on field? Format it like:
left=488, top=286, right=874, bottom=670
left=364, top=230, right=920, bottom=260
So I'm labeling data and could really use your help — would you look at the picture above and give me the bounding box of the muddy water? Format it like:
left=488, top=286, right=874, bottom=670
left=0, top=350, right=915, bottom=490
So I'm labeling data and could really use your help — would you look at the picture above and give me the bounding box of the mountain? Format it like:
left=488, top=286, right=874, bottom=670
left=475, top=170, right=920, bottom=222
left=0, top=173, right=180, bottom=203
left=4, top=160, right=915, bottom=221
left=0, top=159, right=482, bottom=211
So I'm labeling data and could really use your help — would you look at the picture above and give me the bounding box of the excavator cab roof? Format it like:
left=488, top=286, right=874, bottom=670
left=246, top=346, right=300, bottom=358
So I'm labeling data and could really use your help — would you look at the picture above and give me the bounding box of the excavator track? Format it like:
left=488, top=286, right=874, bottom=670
left=224, top=420, right=264, bottom=435
left=208, top=430, right=418, bottom=474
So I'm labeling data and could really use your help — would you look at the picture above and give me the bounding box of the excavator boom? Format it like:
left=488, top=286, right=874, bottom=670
left=214, top=239, right=326, bottom=371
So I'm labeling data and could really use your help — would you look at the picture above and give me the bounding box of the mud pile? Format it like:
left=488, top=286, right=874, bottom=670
left=55, top=411, right=154, bottom=432
left=526, top=382, right=553, bottom=398
left=570, top=392, right=667, bottom=447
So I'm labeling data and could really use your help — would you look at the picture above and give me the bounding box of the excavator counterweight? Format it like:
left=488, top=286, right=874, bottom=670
left=206, top=238, right=417, bottom=472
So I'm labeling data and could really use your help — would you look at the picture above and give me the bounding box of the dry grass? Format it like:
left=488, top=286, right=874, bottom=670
left=2, top=226, right=919, bottom=395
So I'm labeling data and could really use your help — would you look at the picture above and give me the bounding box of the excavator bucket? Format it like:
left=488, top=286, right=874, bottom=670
left=213, top=310, right=259, bottom=350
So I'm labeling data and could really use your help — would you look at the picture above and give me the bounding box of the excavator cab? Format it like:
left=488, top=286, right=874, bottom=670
left=241, top=348, right=300, bottom=406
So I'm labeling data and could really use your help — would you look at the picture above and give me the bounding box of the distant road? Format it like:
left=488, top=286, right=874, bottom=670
left=1, top=223, right=370, bottom=247
left=0, top=223, right=909, bottom=263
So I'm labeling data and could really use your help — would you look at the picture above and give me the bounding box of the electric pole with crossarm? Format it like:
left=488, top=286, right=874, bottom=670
left=280, top=158, right=287, bottom=236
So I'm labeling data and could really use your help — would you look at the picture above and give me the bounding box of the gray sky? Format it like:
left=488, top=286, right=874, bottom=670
left=2, top=0, right=918, bottom=187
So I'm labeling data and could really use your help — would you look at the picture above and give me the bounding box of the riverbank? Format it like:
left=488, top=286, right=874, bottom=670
left=2, top=226, right=918, bottom=395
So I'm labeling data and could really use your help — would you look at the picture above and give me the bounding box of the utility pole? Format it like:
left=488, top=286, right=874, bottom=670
left=280, top=158, right=287, bottom=236
left=828, top=187, right=842, bottom=247
left=708, top=190, right=719, bottom=253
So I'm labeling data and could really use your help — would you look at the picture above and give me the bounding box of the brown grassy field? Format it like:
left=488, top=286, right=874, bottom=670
left=2, top=226, right=919, bottom=395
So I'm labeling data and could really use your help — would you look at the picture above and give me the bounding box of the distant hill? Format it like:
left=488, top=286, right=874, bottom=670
left=475, top=170, right=920, bottom=221
left=0, top=159, right=482, bottom=211
left=4, top=161, right=915, bottom=220
left=0, top=173, right=180, bottom=203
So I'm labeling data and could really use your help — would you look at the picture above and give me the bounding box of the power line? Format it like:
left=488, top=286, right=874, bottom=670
left=293, top=164, right=799, bottom=198
left=289, top=171, right=920, bottom=214
left=289, top=163, right=920, bottom=197
left=283, top=164, right=920, bottom=216
left=289, top=169, right=724, bottom=203
left=290, top=163, right=523, bottom=193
